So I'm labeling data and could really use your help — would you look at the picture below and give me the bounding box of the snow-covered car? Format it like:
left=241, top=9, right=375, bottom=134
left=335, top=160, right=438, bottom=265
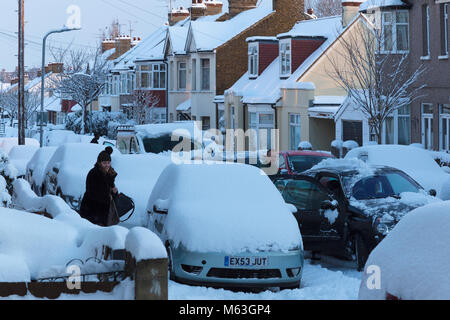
left=0, top=137, right=39, bottom=154
left=345, top=145, right=448, bottom=197
left=277, top=150, right=334, bottom=175
left=43, top=143, right=119, bottom=210
left=8, top=145, right=39, bottom=178
left=359, top=201, right=450, bottom=300
left=25, top=146, right=57, bottom=196
left=146, top=163, right=304, bottom=289
left=276, top=159, right=440, bottom=271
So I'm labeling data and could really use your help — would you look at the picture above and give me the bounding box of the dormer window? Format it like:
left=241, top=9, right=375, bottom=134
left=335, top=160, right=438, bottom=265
left=248, top=43, right=258, bottom=78
left=280, top=39, right=291, bottom=77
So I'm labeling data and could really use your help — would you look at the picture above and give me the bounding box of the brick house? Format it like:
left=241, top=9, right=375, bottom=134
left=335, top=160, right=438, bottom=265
left=166, top=0, right=308, bottom=130
left=358, top=0, right=450, bottom=151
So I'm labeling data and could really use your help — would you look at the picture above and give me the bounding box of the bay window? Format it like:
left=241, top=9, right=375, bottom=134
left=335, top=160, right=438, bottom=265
left=178, top=62, right=187, bottom=90
left=248, top=107, right=275, bottom=151
left=137, top=63, right=166, bottom=90
left=201, top=59, right=210, bottom=91
left=289, top=114, right=301, bottom=150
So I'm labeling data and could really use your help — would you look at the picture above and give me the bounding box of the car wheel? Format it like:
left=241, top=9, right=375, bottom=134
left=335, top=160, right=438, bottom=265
left=354, top=233, right=369, bottom=272
left=166, top=244, right=175, bottom=281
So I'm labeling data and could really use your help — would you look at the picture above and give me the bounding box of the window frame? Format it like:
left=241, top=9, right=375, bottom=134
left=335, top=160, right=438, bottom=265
left=200, top=58, right=210, bottom=91
left=177, top=61, right=187, bottom=90
left=380, top=10, right=410, bottom=54
left=137, top=63, right=166, bottom=90
left=279, top=39, right=292, bottom=77
left=248, top=42, right=259, bottom=78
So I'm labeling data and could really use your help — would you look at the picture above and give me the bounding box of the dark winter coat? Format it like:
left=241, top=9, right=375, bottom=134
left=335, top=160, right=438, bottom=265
left=79, top=163, right=117, bottom=226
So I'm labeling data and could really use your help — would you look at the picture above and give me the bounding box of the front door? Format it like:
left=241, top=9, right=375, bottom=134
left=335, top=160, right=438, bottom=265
left=281, top=177, right=339, bottom=247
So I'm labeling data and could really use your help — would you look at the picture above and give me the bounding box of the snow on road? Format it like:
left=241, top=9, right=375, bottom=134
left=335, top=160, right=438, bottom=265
left=169, top=260, right=362, bottom=300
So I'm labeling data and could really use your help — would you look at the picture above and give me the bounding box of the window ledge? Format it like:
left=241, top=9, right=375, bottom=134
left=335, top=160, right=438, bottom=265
left=420, top=55, right=431, bottom=61
left=438, top=55, right=449, bottom=60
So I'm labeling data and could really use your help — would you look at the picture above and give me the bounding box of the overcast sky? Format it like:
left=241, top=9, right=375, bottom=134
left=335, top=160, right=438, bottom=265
left=0, top=0, right=189, bottom=71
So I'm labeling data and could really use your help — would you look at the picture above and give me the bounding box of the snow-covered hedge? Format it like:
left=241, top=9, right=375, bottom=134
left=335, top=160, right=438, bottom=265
left=65, top=111, right=132, bottom=138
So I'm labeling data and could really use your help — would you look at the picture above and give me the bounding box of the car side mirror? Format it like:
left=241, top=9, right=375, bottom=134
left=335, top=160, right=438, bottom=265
left=52, top=167, right=59, bottom=174
left=429, top=189, right=437, bottom=197
left=285, top=203, right=297, bottom=213
left=279, top=169, right=288, bottom=175
left=153, top=204, right=168, bottom=215
left=321, top=200, right=337, bottom=210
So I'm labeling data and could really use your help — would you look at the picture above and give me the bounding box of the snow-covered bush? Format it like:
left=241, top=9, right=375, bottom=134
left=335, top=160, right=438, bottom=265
left=298, top=141, right=312, bottom=151
left=0, top=150, right=17, bottom=197
left=65, top=111, right=131, bottom=138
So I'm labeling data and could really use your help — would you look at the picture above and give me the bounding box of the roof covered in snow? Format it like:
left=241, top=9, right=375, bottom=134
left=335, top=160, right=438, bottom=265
left=112, top=26, right=168, bottom=72
left=359, top=0, right=408, bottom=12
left=188, top=0, right=273, bottom=52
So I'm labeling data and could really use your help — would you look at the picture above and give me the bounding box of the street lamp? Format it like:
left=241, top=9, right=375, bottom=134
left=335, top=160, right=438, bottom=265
left=40, top=26, right=81, bottom=147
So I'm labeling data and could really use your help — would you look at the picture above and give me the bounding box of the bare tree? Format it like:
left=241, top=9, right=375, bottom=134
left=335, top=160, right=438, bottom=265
left=128, top=90, right=160, bottom=125
left=305, top=0, right=342, bottom=18
left=327, top=19, right=426, bottom=144
left=0, top=90, right=41, bottom=128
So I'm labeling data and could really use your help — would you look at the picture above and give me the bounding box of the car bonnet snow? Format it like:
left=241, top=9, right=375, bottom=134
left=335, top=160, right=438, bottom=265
left=147, top=163, right=302, bottom=254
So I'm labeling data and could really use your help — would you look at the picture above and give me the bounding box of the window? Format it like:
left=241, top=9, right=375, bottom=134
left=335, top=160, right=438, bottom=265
left=440, top=104, right=450, bottom=150
left=283, top=180, right=328, bottom=211
left=248, top=43, right=258, bottom=77
left=423, top=5, right=430, bottom=56
left=249, top=110, right=275, bottom=150
left=422, top=103, right=434, bottom=150
left=384, top=106, right=410, bottom=145
left=441, top=3, right=449, bottom=56
left=201, top=59, right=210, bottom=91
left=137, top=63, right=166, bottom=89
left=280, top=40, right=291, bottom=76
left=342, top=120, right=362, bottom=147
left=289, top=114, right=301, bottom=150
left=381, top=11, right=409, bottom=53
left=201, top=116, right=210, bottom=130
left=178, top=62, right=187, bottom=90
left=192, top=59, right=197, bottom=91
left=120, top=73, right=127, bottom=94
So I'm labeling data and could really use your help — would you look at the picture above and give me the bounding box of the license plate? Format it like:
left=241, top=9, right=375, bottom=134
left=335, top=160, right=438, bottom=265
left=224, top=256, right=269, bottom=267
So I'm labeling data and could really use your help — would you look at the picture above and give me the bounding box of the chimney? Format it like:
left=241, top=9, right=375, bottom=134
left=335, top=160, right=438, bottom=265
left=228, top=0, right=258, bottom=18
left=168, top=6, right=190, bottom=25
left=306, top=8, right=317, bottom=19
left=190, top=0, right=207, bottom=20
left=205, top=0, right=223, bottom=16
left=115, top=35, right=132, bottom=57
left=102, top=39, right=115, bottom=53
left=48, top=62, right=64, bottom=74
left=342, top=1, right=363, bottom=28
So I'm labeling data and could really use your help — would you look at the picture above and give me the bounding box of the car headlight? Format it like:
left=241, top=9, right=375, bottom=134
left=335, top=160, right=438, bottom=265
left=375, top=222, right=390, bottom=235
left=373, top=217, right=394, bottom=236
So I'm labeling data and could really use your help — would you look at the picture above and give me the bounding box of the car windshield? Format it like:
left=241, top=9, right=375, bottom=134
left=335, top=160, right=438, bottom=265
left=288, top=155, right=330, bottom=173
left=349, top=171, right=421, bottom=200
left=142, top=134, right=198, bottom=154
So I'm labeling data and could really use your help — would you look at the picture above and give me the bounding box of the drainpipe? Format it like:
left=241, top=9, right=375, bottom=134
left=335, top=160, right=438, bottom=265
left=163, top=61, right=169, bottom=123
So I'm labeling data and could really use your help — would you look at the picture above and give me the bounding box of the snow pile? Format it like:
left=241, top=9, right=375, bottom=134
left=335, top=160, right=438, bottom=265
left=25, top=146, right=57, bottom=192
left=43, top=130, right=80, bottom=147
left=440, top=176, right=450, bottom=200
left=147, top=163, right=302, bottom=253
left=343, top=140, right=359, bottom=150
left=0, top=179, right=164, bottom=282
left=0, top=138, right=39, bottom=154
left=359, top=201, right=450, bottom=299
left=298, top=141, right=312, bottom=151
left=345, top=145, right=449, bottom=197
left=7, top=145, right=39, bottom=177
left=125, top=227, right=167, bottom=261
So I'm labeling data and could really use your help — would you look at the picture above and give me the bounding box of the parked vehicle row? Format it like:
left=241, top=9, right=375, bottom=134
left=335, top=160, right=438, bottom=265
left=18, top=139, right=443, bottom=291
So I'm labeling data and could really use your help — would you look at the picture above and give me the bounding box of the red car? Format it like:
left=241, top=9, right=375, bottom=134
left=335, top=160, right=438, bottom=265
left=277, top=151, right=334, bottom=175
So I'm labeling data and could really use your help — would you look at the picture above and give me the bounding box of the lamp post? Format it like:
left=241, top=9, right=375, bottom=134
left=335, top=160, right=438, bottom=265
left=40, top=26, right=80, bottom=147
